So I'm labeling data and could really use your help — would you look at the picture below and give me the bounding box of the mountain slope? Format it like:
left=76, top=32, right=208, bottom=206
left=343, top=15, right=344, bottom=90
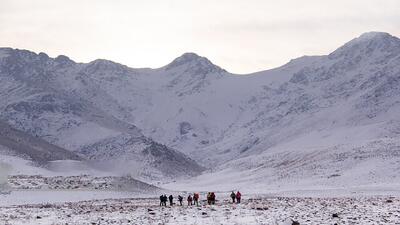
left=0, top=49, right=203, bottom=180
left=0, top=120, right=82, bottom=164
left=1, top=32, right=400, bottom=189
left=162, top=32, right=400, bottom=190
left=121, top=32, right=400, bottom=171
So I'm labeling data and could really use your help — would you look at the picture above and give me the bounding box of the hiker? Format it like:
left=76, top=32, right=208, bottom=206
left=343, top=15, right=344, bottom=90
left=193, top=193, right=200, bottom=206
left=163, top=195, right=168, bottom=206
left=160, top=194, right=167, bottom=206
left=160, top=195, right=164, bottom=206
left=236, top=191, right=241, bottom=204
left=207, top=192, right=216, bottom=205
left=210, top=192, right=216, bottom=205
left=187, top=194, right=193, bottom=206
left=168, top=195, right=174, bottom=206
left=230, top=191, right=236, bottom=203
left=178, top=195, right=183, bottom=206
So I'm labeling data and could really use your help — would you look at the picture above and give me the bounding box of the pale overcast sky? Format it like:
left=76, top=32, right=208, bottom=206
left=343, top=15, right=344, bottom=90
left=0, top=0, right=399, bottom=73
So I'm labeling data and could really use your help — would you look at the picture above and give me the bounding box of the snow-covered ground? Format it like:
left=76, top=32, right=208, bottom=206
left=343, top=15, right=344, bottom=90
left=0, top=196, right=398, bottom=225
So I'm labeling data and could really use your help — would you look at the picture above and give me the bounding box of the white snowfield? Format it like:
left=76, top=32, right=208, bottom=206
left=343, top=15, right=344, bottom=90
left=164, top=137, right=400, bottom=195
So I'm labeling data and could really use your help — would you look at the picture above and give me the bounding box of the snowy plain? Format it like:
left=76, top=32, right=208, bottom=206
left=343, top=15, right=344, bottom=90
left=1, top=196, right=399, bottom=225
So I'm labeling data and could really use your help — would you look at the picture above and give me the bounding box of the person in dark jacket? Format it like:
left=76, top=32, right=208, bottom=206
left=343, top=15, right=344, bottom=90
left=160, top=195, right=164, bottom=206
left=178, top=195, right=183, bottom=206
left=207, top=192, right=216, bottom=205
left=187, top=194, right=193, bottom=206
left=163, top=195, right=168, bottom=206
left=210, top=192, right=216, bottom=205
left=160, top=194, right=167, bottom=206
left=168, top=195, right=174, bottom=206
left=230, top=191, right=236, bottom=203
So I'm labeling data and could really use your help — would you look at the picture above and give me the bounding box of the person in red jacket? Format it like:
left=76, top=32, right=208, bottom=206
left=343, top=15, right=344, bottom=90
left=236, top=191, right=242, bottom=203
left=193, top=193, right=200, bottom=206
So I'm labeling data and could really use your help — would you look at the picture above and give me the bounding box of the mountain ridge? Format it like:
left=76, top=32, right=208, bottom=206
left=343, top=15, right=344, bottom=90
left=1, top=31, right=397, bottom=75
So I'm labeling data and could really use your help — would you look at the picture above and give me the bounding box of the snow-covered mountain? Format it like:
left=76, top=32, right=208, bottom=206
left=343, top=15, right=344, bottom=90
left=0, top=49, right=203, bottom=180
left=1, top=31, right=400, bottom=189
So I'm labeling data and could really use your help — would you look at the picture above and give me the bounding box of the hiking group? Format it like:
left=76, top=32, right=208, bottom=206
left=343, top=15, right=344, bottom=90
left=159, top=191, right=242, bottom=207
left=187, top=192, right=200, bottom=206
left=230, top=191, right=241, bottom=203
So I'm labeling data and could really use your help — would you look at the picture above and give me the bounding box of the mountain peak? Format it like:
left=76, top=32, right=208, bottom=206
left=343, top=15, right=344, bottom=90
left=87, top=59, right=129, bottom=69
left=178, top=52, right=203, bottom=61
left=83, top=58, right=129, bottom=75
left=349, top=32, right=398, bottom=45
left=357, top=31, right=392, bottom=40
left=55, top=55, right=74, bottom=63
left=168, top=52, right=210, bottom=66
left=165, top=52, right=226, bottom=74
left=329, top=31, right=400, bottom=59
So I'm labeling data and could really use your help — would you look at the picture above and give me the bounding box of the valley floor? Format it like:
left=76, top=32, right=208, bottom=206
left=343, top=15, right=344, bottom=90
left=0, top=195, right=398, bottom=225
